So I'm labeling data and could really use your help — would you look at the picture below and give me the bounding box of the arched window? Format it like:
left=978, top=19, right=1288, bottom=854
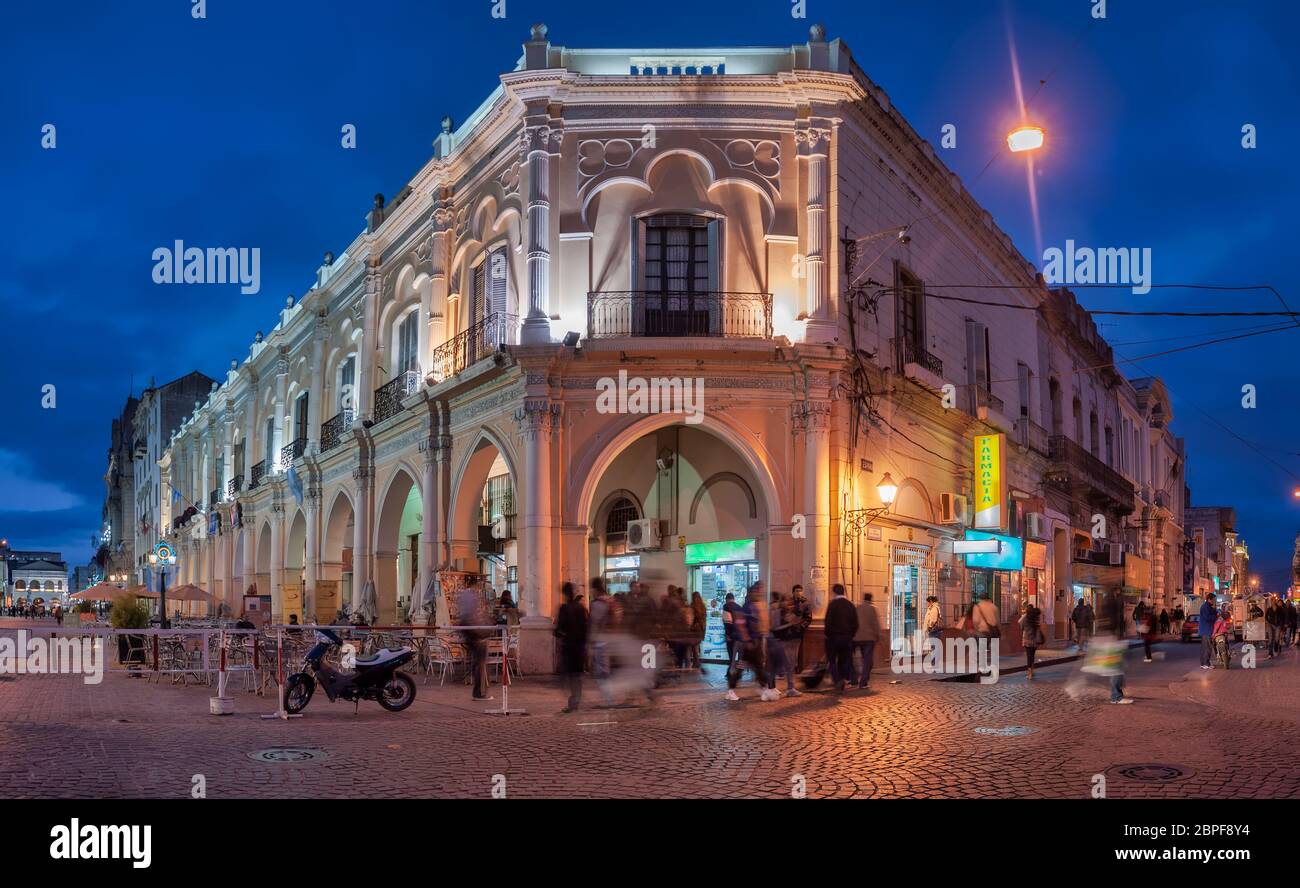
left=604, top=497, right=640, bottom=555
left=395, top=309, right=419, bottom=376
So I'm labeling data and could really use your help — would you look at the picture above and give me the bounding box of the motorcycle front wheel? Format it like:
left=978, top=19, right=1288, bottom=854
left=284, top=673, right=316, bottom=714
left=377, top=671, right=416, bottom=712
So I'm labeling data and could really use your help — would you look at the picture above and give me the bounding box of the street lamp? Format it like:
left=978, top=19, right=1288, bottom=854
left=1006, top=125, right=1045, bottom=153
left=876, top=472, right=899, bottom=505
left=148, top=542, right=177, bottom=629
left=844, top=473, right=902, bottom=538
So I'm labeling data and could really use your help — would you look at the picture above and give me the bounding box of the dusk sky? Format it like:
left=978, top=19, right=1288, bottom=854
left=2, top=1, right=1297, bottom=585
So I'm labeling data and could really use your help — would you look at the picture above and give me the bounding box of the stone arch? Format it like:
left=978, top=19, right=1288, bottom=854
left=689, top=471, right=757, bottom=524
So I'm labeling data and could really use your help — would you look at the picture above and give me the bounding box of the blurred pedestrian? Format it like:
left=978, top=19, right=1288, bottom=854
left=924, top=595, right=943, bottom=640
left=790, top=585, right=812, bottom=670
left=689, top=590, right=707, bottom=671
left=555, top=582, right=588, bottom=713
left=1098, top=585, right=1132, bottom=703
left=456, top=576, right=492, bottom=701
left=1071, top=598, right=1094, bottom=652
left=970, top=592, right=1000, bottom=640
left=721, top=592, right=743, bottom=666
left=767, top=592, right=800, bottom=696
left=1198, top=595, right=1218, bottom=669
left=824, top=584, right=858, bottom=692
left=726, top=581, right=776, bottom=702
left=853, top=592, right=881, bottom=689
left=1158, top=608, right=1170, bottom=635
left=1019, top=602, right=1044, bottom=680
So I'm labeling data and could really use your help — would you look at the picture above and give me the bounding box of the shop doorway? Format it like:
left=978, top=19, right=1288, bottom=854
left=690, top=558, right=759, bottom=662
left=889, top=544, right=930, bottom=652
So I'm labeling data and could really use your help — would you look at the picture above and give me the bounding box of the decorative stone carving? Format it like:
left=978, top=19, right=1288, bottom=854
left=709, top=138, right=782, bottom=191
left=514, top=398, right=562, bottom=440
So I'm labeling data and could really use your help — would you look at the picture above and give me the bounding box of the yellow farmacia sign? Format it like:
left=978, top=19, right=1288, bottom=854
left=974, top=433, right=1007, bottom=530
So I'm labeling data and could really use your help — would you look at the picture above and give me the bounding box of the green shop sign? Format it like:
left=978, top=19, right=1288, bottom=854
left=684, top=539, right=757, bottom=565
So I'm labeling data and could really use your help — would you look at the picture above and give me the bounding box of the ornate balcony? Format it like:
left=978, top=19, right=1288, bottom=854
left=1015, top=417, right=1049, bottom=456
left=587, top=291, right=772, bottom=339
left=249, top=460, right=266, bottom=490
left=895, top=337, right=943, bottom=377
left=1047, top=435, right=1135, bottom=512
left=973, top=386, right=1005, bottom=415
left=228, top=475, right=243, bottom=498
left=280, top=437, right=307, bottom=469
left=429, top=312, right=517, bottom=383
left=373, top=369, right=422, bottom=425
left=321, top=410, right=352, bottom=454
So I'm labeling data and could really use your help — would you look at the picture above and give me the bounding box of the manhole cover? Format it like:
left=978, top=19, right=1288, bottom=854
left=974, top=726, right=1039, bottom=736
left=1107, top=763, right=1191, bottom=783
left=249, top=747, right=327, bottom=764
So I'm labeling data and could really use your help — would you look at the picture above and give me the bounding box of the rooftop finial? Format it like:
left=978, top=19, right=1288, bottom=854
left=323, top=250, right=334, bottom=266
left=810, top=23, right=826, bottom=42
left=286, top=293, right=295, bottom=309
left=373, top=193, right=385, bottom=209
left=530, top=22, right=548, bottom=41
left=441, top=115, right=453, bottom=134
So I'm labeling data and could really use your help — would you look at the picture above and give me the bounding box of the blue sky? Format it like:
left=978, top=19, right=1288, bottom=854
left=1, top=0, right=1297, bottom=586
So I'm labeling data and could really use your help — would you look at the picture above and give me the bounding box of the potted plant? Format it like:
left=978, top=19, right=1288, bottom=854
left=110, top=594, right=150, bottom=668
left=74, top=601, right=95, bottom=624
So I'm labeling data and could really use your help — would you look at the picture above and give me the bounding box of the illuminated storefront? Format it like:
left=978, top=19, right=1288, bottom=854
left=686, top=539, right=759, bottom=662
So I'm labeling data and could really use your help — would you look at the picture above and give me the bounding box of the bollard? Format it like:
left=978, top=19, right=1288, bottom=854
left=486, top=624, right=527, bottom=716
left=210, top=628, right=233, bottom=715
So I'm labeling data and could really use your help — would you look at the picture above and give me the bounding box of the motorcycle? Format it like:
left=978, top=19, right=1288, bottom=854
left=283, top=628, right=417, bottom=714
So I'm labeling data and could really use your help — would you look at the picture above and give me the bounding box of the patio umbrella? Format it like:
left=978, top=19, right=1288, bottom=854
left=71, top=582, right=133, bottom=602
left=407, top=575, right=438, bottom=624
left=358, top=580, right=378, bottom=624
left=168, top=583, right=213, bottom=602
left=132, top=585, right=159, bottom=599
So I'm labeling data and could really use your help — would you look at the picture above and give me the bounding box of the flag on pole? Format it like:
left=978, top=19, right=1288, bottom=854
left=286, top=464, right=304, bottom=506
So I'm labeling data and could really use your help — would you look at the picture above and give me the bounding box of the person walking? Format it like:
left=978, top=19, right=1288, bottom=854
left=767, top=592, right=800, bottom=697
left=824, top=584, right=858, bottom=692
left=1172, top=604, right=1185, bottom=636
left=1133, top=599, right=1155, bottom=663
left=555, top=582, right=588, bottom=713
left=970, top=592, right=1000, bottom=640
left=1019, top=602, right=1045, bottom=679
left=1198, top=595, right=1218, bottom=670
left=790, top=585, right=812, bottom=671
left=456, top=577, right=493, bottom=701
left=726, top=582, right=776, bottom=702
left=923, top=595, right=943, bottom=641
left=1097, top=585, right=1132, bottom=703
left=689, top=590, right=707, bottom=671
left=853, top=592, right=881, bottom=689
left=1287, top=599, right=1297, bottom=648
left=721, top=592, right=743, bottom=667
left=1158, top=608, right=1170, bottom=635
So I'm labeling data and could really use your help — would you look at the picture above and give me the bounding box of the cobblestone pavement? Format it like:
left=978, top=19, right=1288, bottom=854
left=1, top=622, right=1297, bottom=799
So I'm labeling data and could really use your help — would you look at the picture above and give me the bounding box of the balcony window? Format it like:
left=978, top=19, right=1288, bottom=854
left=640, top=214, right=717, bottom=336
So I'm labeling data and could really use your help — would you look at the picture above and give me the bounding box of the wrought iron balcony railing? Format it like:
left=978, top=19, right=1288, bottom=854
left=973, top=386, right=1005, bottom=415
left=373, top=369, right=422, bottom=426
left=321, top=410, right=353, bottom=454
left=249, top=460, right=266, bottom=490
left=1015, top=417, right=1049, bottom=456
left=1048, top=435, right=1135, bottom=509
left=280, top=437, right=307, bottom=469
left=228, top=475, right=243, bottom=498
left=429, top=312, right=518, bottom=384
left=895, top=337, right=943, bottom=377
left=587, top=291, right=772, bottom=339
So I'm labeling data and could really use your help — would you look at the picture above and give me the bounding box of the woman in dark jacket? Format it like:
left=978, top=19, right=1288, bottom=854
left=555, top=583, right=589, bottom=713
left=1019, top=604, right=1045, bottom=680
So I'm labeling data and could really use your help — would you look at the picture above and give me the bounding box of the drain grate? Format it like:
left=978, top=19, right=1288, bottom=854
left=1107, top=763, right=1191, bottom=783
left=974, top=726, right=1039, bottom=736
left=249, top=747, right=327, bottom=764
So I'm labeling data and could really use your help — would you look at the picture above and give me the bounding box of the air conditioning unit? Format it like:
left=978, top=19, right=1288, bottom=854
left=1108, top=542, right=1124, bottom=565
left=627, top=518, right=662, bottom=551
left=1025, top=512, right=1047, bottom=540
left=938, top=493, right=967, bottom=525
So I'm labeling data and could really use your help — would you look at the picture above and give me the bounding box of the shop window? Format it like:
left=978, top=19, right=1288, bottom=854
left=603, top=497, right=639, bottom=556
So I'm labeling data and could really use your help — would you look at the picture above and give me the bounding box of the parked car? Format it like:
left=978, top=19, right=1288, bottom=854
left=1181, top=614, right=1200, bottom=642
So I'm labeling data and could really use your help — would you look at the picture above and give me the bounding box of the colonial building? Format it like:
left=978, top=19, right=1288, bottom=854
left=131, top=371, right=215, bottom=587
left=1, top=541, right=67, bottom=607
left=158, top=24, right=1194, bottom=669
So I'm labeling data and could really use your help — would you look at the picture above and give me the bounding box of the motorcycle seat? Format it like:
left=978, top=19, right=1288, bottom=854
left=353, top=648, right=407, bottom=667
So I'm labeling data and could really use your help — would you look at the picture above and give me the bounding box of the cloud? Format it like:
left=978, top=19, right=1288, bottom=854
left=0, top=449, right=83, bottom=512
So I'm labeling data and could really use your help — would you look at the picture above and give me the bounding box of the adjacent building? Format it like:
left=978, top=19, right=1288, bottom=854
left=156, top=24, right=1199, bottom=669
left=1, top=540, right=67, bottom=607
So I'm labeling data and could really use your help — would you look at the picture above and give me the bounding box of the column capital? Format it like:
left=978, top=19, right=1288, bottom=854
left=514, top=399, right=562, bottom=440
